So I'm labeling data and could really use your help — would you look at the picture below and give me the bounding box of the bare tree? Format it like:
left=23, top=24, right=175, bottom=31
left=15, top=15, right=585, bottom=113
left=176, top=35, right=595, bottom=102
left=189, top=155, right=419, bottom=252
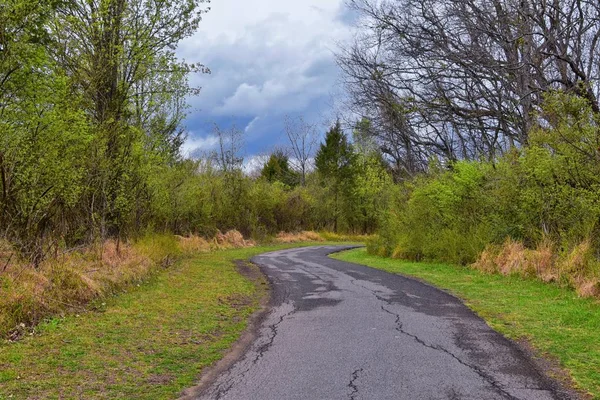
left=284, top=115, right=319, bottom=185
left=338, top=0, right=600, bottom=163
left=213, top=124, right=244, bottom=173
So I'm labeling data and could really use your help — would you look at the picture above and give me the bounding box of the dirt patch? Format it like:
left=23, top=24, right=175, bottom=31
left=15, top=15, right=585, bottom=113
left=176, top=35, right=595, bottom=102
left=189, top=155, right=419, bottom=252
left=178, top=260, right=271, bottom=400
left=147, top=374, right=175, bottom=385
left=234, top=259, right=265, bottom=283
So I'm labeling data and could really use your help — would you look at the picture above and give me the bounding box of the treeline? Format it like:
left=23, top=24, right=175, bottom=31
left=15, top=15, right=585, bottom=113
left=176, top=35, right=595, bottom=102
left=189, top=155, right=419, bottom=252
left=369, top=93, right=600, bottom=294
left=340, top=0, right=600, bottom=295
left=154, top=121, right=392, bottom=239
left=0, top=0, right=391, bottom=266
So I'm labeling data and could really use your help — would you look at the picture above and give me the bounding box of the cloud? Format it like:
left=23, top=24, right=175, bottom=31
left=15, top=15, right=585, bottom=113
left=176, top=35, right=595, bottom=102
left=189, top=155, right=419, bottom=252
left=243, top=154, right=269, bottom=176
left=245, top=116, right=260, bottom=133
left=177, top=0, right=353, bottom=158
left=181, top=134, right=219, bottom=158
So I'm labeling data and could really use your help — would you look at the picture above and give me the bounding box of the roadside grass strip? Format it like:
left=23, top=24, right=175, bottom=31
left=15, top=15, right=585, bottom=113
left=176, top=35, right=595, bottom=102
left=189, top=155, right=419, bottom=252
left=0, top=246, right=281, bottom=400
left=332, top=248, right=600, bottom=399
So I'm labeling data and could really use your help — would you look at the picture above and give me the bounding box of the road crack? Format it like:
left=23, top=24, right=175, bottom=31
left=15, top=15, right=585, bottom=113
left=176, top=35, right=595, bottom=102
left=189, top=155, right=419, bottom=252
left=348, top=367, right=364, bottom=400
left=211, top=304, right=295, bottom=400
left=349, top=279, right=518, bottom=400
left=380, top=303, right=518, bottom=400
left=252, top=307, right=295, bottom=364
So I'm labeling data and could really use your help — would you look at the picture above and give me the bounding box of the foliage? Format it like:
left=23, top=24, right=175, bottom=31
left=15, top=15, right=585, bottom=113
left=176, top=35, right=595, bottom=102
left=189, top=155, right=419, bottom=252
left=371, top=161, right=493, bottom=264
left=0, top=0, right=211, bottom=263
left=370, top=92, right=600, bottom=298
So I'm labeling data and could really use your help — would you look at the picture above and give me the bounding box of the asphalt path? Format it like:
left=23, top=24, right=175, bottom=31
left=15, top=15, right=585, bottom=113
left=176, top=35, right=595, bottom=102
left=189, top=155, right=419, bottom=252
left=192, top=246, right=573, bottom=400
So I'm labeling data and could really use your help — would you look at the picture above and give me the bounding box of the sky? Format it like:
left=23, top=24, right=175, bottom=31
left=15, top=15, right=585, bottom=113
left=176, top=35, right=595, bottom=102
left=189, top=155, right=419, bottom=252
left=176, top=0, right=356, bottom=165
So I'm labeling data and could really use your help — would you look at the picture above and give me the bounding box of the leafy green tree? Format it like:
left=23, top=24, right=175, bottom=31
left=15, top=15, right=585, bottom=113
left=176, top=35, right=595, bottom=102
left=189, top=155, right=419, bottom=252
left=51, top=0, right=210, bottom=240
left=346, top=151, right=392, bottom=234
left=0, top=0, right=93, bottom=263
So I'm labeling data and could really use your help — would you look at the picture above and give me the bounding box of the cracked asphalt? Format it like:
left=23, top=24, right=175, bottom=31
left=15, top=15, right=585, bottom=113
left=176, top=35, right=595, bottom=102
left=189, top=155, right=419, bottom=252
left=194, top=246, right=573, bottom=400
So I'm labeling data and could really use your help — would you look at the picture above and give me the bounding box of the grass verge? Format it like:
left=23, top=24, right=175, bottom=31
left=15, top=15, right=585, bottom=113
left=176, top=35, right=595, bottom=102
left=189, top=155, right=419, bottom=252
left=332, top=248, right=600, bottom=399
left=0, top=244, right=312, bottom=400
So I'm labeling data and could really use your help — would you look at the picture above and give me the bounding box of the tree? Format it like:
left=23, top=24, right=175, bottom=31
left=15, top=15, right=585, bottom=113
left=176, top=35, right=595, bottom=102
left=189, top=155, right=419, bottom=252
left=213, top=124, right=244, bottom=174
left=0, top=0, right=92, bottom=264
left=315, top=121, right=354, bottom=178
left=51, top=0, right=210, bottom=240
left=261, top=150, right=299, bottom=187
left=315, top=121, right=356, bottom=231
left=0, top=0, right=210, bottom=261
left=284, top=115, right=318, bottom=186
left=338, top=0, right=600, bottom=163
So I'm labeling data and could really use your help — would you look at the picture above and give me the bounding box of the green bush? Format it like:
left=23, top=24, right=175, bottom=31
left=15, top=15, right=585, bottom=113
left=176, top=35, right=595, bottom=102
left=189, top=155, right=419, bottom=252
left=371, top=92, right=600, bottom=267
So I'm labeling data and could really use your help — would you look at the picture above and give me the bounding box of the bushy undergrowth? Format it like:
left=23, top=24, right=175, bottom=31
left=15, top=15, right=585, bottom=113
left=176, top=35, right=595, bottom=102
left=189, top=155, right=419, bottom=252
left=0, top=231, right=255, bottom=339
left=369, top=93, right=600, bottom=298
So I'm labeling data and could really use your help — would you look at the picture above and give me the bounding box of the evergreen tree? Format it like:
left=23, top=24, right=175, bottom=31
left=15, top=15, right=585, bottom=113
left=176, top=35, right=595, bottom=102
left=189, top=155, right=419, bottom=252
left=315, top=120, right=355, bottom=179
left=314, top=121, right=356, bottom=232
left=261, top=151, right=298, bottom=187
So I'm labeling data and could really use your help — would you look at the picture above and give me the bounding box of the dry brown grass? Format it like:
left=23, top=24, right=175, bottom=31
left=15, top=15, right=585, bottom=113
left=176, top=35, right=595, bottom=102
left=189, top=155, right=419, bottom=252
left=529, top=239, right=556, bottom=282
left=574, top=278, right=600, bottom=298
left=0, top=231, right=256, bottom=340
left=274, top=231, right=325, bottom=243
left=558, top=240, right=593, bottom=277
left=177, top=230, right=255, bottom=252
left=176, top=235, right=212, bottom=253
left=215, top=230, right=256, bottom=248
left=473, top=238, right=600, bottom=299
left=0, top=239, right=157, bottom=340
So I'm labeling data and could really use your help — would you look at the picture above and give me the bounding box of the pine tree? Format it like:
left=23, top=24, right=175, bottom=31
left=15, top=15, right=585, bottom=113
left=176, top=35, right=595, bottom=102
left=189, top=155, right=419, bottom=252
left=261, top=150, right=298, bottom=187
left=314, top=121, right=356, bottom=232
left=315, top=120, right=354, bottom=179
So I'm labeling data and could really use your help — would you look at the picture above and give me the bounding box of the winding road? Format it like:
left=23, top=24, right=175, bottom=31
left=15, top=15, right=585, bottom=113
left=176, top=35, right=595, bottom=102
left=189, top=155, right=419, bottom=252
left=191, top=246, right=573, bottom=400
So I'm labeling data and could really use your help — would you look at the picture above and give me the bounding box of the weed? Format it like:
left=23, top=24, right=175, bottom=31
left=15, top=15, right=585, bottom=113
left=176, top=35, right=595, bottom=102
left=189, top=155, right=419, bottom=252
left=473, top=238, right=600, bottom=299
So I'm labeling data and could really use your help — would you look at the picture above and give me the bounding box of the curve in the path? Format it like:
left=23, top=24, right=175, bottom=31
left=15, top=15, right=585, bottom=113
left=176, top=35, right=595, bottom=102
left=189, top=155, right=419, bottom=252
left=192, top=246, right=573, bottom=400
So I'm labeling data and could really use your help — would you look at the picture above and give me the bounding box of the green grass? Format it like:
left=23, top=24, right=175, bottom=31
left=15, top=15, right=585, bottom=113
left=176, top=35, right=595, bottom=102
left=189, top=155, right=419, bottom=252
left=332, top=248, right=600, bottom=399
left=0, top=244, right=316, bottom=400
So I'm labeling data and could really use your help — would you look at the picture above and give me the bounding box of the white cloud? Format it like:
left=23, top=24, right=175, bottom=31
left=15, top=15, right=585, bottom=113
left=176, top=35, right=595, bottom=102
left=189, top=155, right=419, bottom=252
left=243, top=154, right=269, bottom=176
left=178, top=0, right=351, bottom=116
left=181, top=134, right=219, bottom=158
left=178, top=0, right=353, bottom=157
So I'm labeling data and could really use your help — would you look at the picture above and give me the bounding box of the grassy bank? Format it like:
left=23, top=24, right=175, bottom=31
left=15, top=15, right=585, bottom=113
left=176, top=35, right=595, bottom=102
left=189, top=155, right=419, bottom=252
left=332, top=248, right=600, bottom=399
left=0, top=244, right=307, bottom=400
left=0, top=231, right=258, bottom=340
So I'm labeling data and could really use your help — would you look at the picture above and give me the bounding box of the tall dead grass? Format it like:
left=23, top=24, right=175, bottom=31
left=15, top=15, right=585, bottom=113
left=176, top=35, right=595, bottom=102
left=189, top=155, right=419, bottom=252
left=273, top=230, right=373, bottom=244
left=274, top=231, right=325, bottom=243
left=0, top=230, right=254, bottom=340
left=473, top=238, right=600, bottom=298
left=176, top=230, right=255, bottom=252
